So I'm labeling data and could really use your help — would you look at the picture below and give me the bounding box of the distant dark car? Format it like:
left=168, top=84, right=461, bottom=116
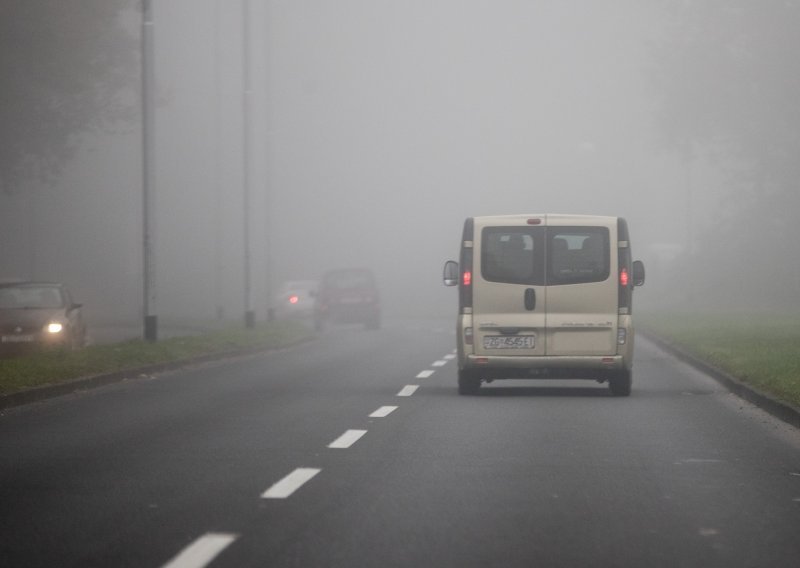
left=271, top=280, right=318, bottom=320
left=0, top=282, right=87, bottom=355
left=314, top=268, right=380, bottom=331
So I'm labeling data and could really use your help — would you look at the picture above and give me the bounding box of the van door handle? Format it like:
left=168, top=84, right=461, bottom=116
left=524, top=288, right=536, bottom=311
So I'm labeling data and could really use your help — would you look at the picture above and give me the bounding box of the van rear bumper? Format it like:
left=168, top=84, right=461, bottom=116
left=463, top=354, right=626, bottom=379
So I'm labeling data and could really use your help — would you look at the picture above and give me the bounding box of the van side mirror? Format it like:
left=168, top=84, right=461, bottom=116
left=632, top=260, right=645, bottom=287
left=443, top=260, right=459, bottom=287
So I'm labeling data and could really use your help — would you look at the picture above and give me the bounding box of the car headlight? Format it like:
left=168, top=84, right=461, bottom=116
left=46, top=322, right=64, bottom=334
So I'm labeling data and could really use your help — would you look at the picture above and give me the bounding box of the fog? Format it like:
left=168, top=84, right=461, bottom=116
left=2, top=1, right=797, bottom=329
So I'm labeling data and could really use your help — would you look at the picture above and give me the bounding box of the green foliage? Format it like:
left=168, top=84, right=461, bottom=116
left=0, top=0, right=136, bottom=193
left=0, top=320, right=314, bottom=396
left=640, top=310, right=800, bottom=409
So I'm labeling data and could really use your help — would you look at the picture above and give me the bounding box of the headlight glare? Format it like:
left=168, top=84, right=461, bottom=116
left=46, top=322, right=64, bottom=334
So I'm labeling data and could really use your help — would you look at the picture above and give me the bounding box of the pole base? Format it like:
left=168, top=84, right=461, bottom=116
left=144, top=315, right=158, bottom=342
left=245, top=310, right=256, bottom=329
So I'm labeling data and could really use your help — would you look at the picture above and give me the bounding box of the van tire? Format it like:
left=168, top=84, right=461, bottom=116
left=609, top=369, right=632, bottom=397
left=458, top=370, right=481, bottom=395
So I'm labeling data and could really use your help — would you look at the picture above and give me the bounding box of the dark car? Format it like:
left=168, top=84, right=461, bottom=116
left=0, top=282, right=87, bottom=355
left=313, top=268, right=380, bottom=331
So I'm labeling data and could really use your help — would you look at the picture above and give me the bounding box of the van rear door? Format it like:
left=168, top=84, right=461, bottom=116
left=544, top=221, right=617, bottom=356
left=472, top=220, right=546, bottom=357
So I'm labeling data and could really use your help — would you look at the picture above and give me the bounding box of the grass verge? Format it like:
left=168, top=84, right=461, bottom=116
left=639, top=310, right=800, bottom=409
left=0, top=320, right=313, bottom=397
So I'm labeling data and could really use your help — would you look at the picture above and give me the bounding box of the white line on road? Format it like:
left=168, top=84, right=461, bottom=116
left=416, top=370, right=435, bottom=378
left=369, top=406, right=398, bottom=418
left=431, top=360, right=448, bottom=367
left=261, top=468, right=321, bottom=499
left=328, top=429, right=368, bottom=449
left=397, top=385, right=419, bottom=397
left=161, top=532, right=238, bottom=568
left=444, top=354, right=456, bottom=360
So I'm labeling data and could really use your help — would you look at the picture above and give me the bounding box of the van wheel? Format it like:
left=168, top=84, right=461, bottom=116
left=609, top=369, right=632, bottom=397
left=458, top=370, right=481, bottom=395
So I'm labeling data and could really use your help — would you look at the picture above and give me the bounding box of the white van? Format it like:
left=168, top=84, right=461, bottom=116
left=443, top=214, right=645, bottom=396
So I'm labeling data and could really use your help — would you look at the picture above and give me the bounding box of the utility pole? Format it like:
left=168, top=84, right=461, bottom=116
left=142, top=0, right=158, bottom=341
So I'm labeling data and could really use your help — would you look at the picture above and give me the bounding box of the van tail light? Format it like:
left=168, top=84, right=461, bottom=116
left=619, top=268, right=629, bottom=287
left=459, top=218, right=474, bottom=310
left=464, top=327, right=473, bottom=345
left=289, top=295, right=299, bottom=304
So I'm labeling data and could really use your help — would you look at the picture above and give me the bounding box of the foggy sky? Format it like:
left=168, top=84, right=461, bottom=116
left=0, top=1, right=731, bottom=324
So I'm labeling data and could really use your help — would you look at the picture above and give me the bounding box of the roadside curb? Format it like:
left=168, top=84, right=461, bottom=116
left=0, top=336, right=315, bottom=411
left=641, top=330, right=800, bottom=429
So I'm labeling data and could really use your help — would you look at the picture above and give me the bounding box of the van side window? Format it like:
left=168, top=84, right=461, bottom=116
left=547, top=227, right=610, bottom=285
left=481, top=228, right=544, bottom=285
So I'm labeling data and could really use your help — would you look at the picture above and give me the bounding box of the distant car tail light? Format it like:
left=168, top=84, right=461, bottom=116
left=463, top=270, right=472, bottom=287
left=464, top=327, right=473, bottom=345
left=289, top=295, right=299, bottom=304
left=619, top=267, right=629, bottom=287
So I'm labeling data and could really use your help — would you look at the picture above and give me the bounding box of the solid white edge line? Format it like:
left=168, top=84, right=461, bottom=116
left=416, top=370, right=435, bottom=378
left=261, top=467, right=321, bottom=499
left=397, top=385, right=419, bottom=397
left=369, top=405, right=398, bottom=418
left=161, top=532, right=238, bottom=568
left=328, top=429, right=368, bottom=449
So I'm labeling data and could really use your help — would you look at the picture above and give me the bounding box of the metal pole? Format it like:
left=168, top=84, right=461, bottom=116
left=263, top=1, right=274, bottom=322
left=213, top=0, right=224, bottom=321
left=142, top=0, right=158, bottom=341
left=242, top=0, right=255, bottom=328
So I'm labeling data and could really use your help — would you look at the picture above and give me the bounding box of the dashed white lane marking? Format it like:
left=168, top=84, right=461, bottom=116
left=432, top=360, right=447, bottom=367
left=444, top=354, right=456, bottom=360
left=370, top=406, right=398, bottom=418
left=397, top=385, right=419, bottom=397
left=416, top=370, right=435, bottom=378
left=328, top=429, right=368, bottom=449
left=162, top=532, right=238, bottom=568
left=261, top=468, right=321, bottom=499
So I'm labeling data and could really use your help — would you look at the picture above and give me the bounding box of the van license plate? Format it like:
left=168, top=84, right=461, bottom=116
left=483, top=336, right=535, bottom=349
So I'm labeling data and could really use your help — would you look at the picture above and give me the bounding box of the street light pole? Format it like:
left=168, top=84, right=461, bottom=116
left=242, top=0, right=255, bottom=328
left=213, top=0, right=224, bottom=322
left=142, top=0, right=158, bottom=341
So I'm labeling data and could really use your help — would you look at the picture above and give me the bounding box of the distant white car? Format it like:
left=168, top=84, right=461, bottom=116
left=271, top=280, right=318, bottom=320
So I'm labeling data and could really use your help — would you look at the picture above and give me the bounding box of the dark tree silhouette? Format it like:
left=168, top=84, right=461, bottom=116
left=0, top=0, right=136, bottom=194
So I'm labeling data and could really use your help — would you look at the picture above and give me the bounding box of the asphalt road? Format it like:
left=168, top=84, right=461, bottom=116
left=1, top=319, right=799, bottom=567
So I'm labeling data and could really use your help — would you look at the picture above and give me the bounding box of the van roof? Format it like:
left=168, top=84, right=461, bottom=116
left=471, top=214, right=619, bottom=225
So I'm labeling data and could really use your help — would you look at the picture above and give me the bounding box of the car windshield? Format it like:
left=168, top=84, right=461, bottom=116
left=281, top=280, right=317, bottom=292
left=0, top=286, right=64, bottom=309
left=324, top=271, right=374, bottom=290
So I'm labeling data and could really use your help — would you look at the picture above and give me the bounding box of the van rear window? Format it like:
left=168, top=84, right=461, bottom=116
left=481, top=226, right=609, bottom=285
left=481, top=227, right=545, bottom=285
left=548, top=227, right=610, bottom=284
